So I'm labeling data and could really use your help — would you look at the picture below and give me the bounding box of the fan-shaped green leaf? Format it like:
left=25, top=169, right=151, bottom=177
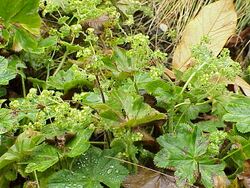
left=154, top=125, right=225, bottom=187
left=223, top=98, right=250, bottom=133
left=48, top=147, right=129, bottom=188
left=0, top=0, right=41, bottom=34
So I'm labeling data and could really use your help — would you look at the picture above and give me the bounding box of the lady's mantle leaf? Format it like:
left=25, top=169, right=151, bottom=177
left=102, top=91, right=166, bottom=127
left=0, top=108, right=18, bottom=134
left=13, top=28, right=44, bottom=53
left=0, top=56, right=19, bottom=86
left=154, top=125, right=225, bottom=188
left=223, top=98, right=250, bottom=133
left=78, top=85, right=166, bottom=127
left=0, top=130, right=43, bottom=170
left=25, top=144, right=59, bottom=173
left=48, top=147, right=129, bottom=188
left=24, top=127, right=93, bottom=173
left=119, top=94, right=166, bottom=127
left=65, top=127, right=94, bottom=158
left=172, top=0, right=237, bottom=72
left=47, top=65, right=93, bottom=93
left=0, top=0, right=41, bottom=34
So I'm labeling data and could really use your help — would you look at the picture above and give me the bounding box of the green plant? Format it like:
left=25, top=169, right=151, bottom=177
left=223, top=97, right=250, bottom=133
left=0, top=56, right=26, bottom=97
left=48, top=147, right=129, bottom=188
left=0, top=1, right=250, bottom=188
left=154, top=124, right=225, bottom=187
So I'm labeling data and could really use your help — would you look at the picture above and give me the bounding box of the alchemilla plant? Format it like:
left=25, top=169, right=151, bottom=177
left=0, top=0, right=250, bottom=187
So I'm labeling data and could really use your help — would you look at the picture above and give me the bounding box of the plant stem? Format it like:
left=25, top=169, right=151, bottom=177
left=21, top=76, right=26, bottom=97
left=221, top=142, right=250, bottom=161
left=95, top=75, right=113, bottom=148
left=168, top=107, right=174, bottom=133
left=53, top=37, right=74, bottom=76
left=46, top=50, right=55, bottom=82
left=95, top=75, right=105, bottom=103
left=105, top=156, right=172, bottom=177
left=34, top=171, right=40, bottom=188
left=180, top=61, right=208, bottom=94
left=174, top=101, right=190, bottom=109
left=53, top=50, right=69, bottom=76
left=89, top=141, right=107, bottom=145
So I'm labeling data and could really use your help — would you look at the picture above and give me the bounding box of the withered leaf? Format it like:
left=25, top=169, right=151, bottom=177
left=45, top=132, right=76, bottom=149
left=238, top=160, right=250, bottom=188
left=123, top=167, right=177, bottom=188
left=172, top=0, right=237, bottom=72
left=84, top=15, right=109, bottom=34
left=234, top=76, right=250, bottom=97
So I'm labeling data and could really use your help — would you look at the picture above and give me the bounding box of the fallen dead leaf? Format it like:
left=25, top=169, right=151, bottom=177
left=238, top=160, right=250, bottom=188
left=164, top=68, right=176, bottom=80
left=213, top=175, right=230, bottom=188
left=233, top=76, right=250, bottom=97
left=84, top=15, right=109, bottom=34
left=123, top=168, right=177, bottom=188
left=172, top=0, right=237, bottom=72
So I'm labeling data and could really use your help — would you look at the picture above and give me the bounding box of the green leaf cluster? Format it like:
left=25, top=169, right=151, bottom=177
left=223, top=97, right=250, bottom=133
left=48, top=147, right=129, bottom=188
left=154, top=124, right=225, bottom=187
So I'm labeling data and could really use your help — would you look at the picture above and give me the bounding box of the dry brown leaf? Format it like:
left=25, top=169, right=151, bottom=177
left=238, top=160, right=250, bottom=188
left=233, top=76, right=250, bottom=96
left=84, top=15, right=109, bottom=34
left=213, top=175, right=230, bottom=188
left=123, top=168, right=177, bottom=188
left=164, top=68, right=176, bottom=80
left=172, top=0, right=237, bottom=72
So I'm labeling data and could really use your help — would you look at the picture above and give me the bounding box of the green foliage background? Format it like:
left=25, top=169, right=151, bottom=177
left=0, top=0, right=250, bottom=188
